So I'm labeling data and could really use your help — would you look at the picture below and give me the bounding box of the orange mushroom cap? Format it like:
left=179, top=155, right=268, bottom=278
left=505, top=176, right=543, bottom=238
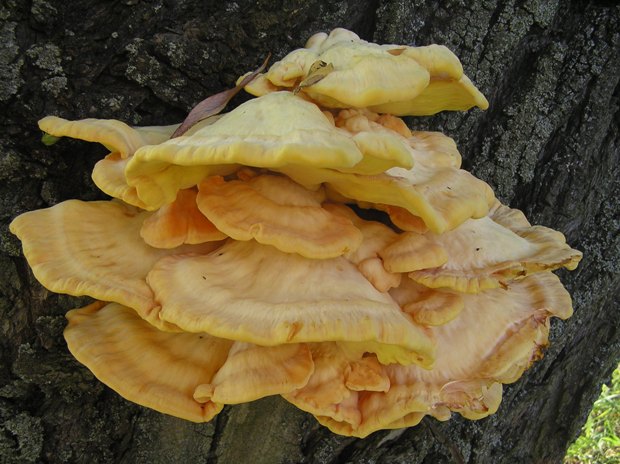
left=64, top=301, right=232, bottom=422
left=196, top=175, right=362, bottom=259
left=389, top=278, right=464, bottom=326
left=140, top=188, right=227, bottom=249
left=323, top=203, right=401, bottom=292
left=284, top=272, right=572, bottom=437
left=66, top=301, right=316, bottom=420
left=283, top=343, right=390, bottom=431
left=193, top=342, right=314, bottom=404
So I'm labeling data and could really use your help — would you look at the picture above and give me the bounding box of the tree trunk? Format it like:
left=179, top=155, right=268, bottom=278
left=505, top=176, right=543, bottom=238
left=1, top=1, right=618, bottom=463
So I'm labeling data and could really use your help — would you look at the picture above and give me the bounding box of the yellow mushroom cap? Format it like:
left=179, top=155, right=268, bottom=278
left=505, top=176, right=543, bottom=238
left=38, top=116, right=180, bottom=207
left=343, top=129, right=465, bottom=232
left=243, top=28, right=488, bottom=116
left=237, top=72, right=281, bottom=96
left=140, top=188, right=227, bottom=249
left=38, top=116, right=176, bottom=159
left=370, top=74, right=489, bottom=116
left=64, top=301, right=232, bottom=422
left=147, top=239, right=435, bottom=366
left=333, top=108, right=414, bottom=174
left=125, top=92, right=364, bottom=209
left=91, top=154, right=147, bottom=209
left=9, top=200, right=221, bottom=330
left=196, top=175, right=362, bottom=259
left=407, top=202, right=584, bottom=293
left=301, top=47, right=430, bottom=109
left=262, top=29, right=431, bottom=108
left=38, top=115, right=223, bottom=208
left=280, top=162, right=495, bottom=234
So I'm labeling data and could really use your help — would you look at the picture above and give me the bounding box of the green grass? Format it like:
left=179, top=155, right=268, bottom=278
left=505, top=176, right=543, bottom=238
left=565, top=364, right=620, bottom=464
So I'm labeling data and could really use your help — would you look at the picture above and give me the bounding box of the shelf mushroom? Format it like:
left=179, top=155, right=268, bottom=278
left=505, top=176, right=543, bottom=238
left=10, top=27, right=582, bottom=438
left=285, top=273, right=573, bottom=437
left=65, top=301, right=315, bottom=421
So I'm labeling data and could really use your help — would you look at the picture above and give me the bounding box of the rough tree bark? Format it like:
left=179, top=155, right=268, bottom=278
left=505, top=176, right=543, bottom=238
left=0, top=1, right=618, bottom=463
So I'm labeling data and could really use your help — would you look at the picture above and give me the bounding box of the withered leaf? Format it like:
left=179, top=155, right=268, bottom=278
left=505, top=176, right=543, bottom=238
left=293, top=60, right=334, bottom=94
left=308, top=60, right=332, bottom=75
left=171, top=54, right=271, bottom=138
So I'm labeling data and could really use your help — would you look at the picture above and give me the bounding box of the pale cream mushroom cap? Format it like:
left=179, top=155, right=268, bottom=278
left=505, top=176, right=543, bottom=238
left=405, top=202, right=583, bottom=293
left=147, top=239, right=435, bottom=366
left=9, top=200, right=221, bottom=331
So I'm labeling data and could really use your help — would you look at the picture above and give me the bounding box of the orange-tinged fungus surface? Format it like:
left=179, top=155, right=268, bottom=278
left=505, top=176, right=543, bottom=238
left=64, top=301, right=232, bottom=422
left=9, top=27, right=582, bottom=437
left=286, top=273, right=571, bottom=437
left=196, top=175, right=362, bottom=258
left=194, top=342, right=314, bottom=404
left=9, top=200, right=221, bottom=331
left=147, top=240, right=435, bottom=366
left=141, top=188, right=227, bottom=248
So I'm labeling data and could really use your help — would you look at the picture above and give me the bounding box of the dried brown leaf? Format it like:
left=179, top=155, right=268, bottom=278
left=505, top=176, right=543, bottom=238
left=294, top=60, right=334, bottom=94
left=387, top=47, right=407, bottom=56
left=171, top=54, right=271, bottom=138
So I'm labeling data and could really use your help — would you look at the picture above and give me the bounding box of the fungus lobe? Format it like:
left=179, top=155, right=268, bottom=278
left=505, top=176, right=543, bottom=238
left=10, top=27, right=581, bottom=438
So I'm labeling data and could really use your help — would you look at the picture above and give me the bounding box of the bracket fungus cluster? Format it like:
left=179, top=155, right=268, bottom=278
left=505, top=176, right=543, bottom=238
left=11, top=28, right=582, bottom=438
